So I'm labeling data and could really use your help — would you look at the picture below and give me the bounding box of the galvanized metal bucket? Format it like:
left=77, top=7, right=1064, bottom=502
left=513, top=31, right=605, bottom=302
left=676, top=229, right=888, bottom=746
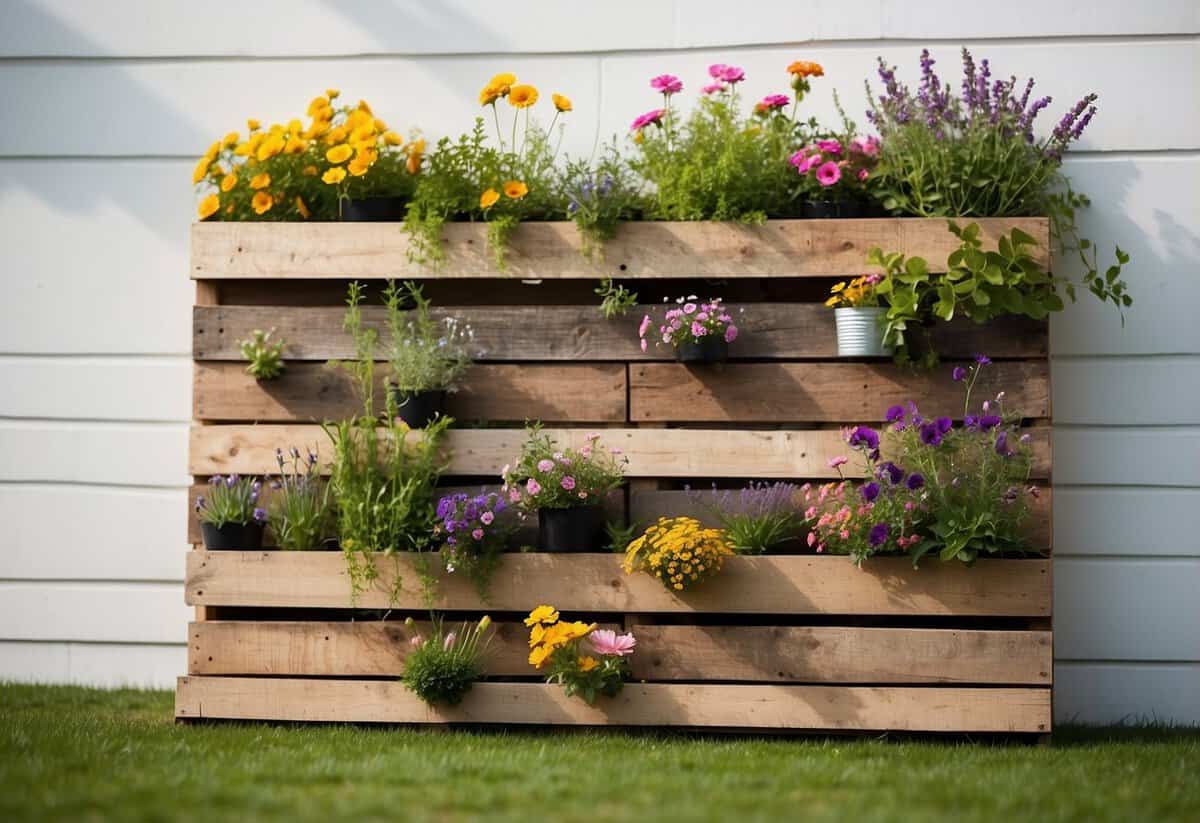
left=834, top=307, right=892, bottom=357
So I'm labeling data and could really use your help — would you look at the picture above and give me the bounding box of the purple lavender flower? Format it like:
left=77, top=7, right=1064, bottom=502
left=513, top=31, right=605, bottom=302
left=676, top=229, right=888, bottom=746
left=907, top=401, right=924, bottom=427
left=885, top=405, right=905, bottom=424
left=919, top=422, right=944, bottom=447
left=979, top=415, right=1003, bottom=431
left=868, top=522, right=890, bottom=547
left=974, top=354, right=992, bottom=365
left=225, top=474, right=239, bottom=488
left=848, top=426, right=880, bottom=451
left=861, top=482, right=880, bottom=503
left=952, top=366, right=968, bottom=382
left=253, top=507, right=268, bottom=524
left=906, top=473, right=925, bottom=490
left=209, top=475, right=222, bottom=486
left=995, top=430, right=1014, bottom=457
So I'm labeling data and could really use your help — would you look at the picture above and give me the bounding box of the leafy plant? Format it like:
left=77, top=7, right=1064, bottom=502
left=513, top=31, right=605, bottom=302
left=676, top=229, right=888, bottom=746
left=268, top=446, right=330, bottom=550
left=401, top=615, right=492, bottom=706
left=502, top=425, right=627, bottom=511
left=604, top=519, right=640, bottom=553
left=194, top=474, right=266, bottom=528
left=562, top=146, right=643, bottom=260
left=525, top=605, right=634, bottom=705
left=383, top=280, right=474, bottom=396
left=691, top=482, right=804, bottom=555
left=238, top=329, right=286, bottom=380
left=594, top=278, right=639, bottom=319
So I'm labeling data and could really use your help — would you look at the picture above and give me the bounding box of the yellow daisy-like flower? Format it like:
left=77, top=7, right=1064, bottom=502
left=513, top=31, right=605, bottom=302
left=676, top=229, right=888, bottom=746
left=787, top=60, right=825, bottom=78
left=356, top=99, right=373, bottom=116
left=220, top=173, right=238, bottom=193
left=528, top=622, right=547, bottom=647
left=326, top=144, right=354, bottom=164
left=246, top=118, right=261, bottom=132
left=479, top=85, right=502, bottom=106
left=249, top=172, right=271, bottom=190
left=373, top=118, right=388, bottom=133
left=528, top=644, right=554, bottom=669
left=191, top=157, right=210, bottom=185
left=251, top=191, right=273, bottom=215
left=326, top=87, right=340, bottom=99
left=489, top=72, right=516, bottom=92
left=382, top=131, right=404, bottom=147
left=197, top=194, right=220, bottom=220
left=347, top=157, right=371, bottom=177
left=830, top=282, right=846, bottom=293
left=503, top=180, right=529, bottom=200
left=559, top=621, right=597, bottom=642
left=552, top=93, right=572, bottom=113
left=479, top=188, right=500, bottom=210
left=508, top=84, right=538, bottom=108
left=284, top=135, right=307, bottom=155
left=222, top=131, right=239, bottom=148
left=256, top=134, right=285, bottom=161
left=307, top=97, right=327, bottom=118
left=295, top=197, right=311, bottom=219
left=203, top=140, right=221, bottom=160
left=578, top=655, right=599, bottom=673
left=524, top=605, right=559, bottom=626
left=322, top=167, right=347, bottom=185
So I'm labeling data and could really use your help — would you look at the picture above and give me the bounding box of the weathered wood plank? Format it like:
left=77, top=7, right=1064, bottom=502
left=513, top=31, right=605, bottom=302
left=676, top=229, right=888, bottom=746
left=193, top=304, right=1049, bottom=361
left=628, top=625, right=1052, bottom=685
left=193, top=362, right=627, bottom=423
left=188, top=425, right=1052, bottom=479
left=190, top=218, right=1051, bottom=280
left=175, top=677, right=1051, bottom=732
left=185, top=552, right=1052, bottom=617
left=631, top=361, right=1049, bottom=423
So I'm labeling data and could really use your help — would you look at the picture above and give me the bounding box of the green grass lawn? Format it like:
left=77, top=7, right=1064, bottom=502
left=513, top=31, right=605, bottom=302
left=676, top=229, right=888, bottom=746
left=2, top=683, right=1197, bottom=823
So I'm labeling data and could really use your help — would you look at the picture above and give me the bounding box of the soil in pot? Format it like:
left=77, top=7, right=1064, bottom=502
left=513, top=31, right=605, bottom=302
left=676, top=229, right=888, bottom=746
left=201, top=521, right=265, bottom=551
left=675, top=336, right=728, bottom=363
left=390, top=387, right=448, bottom=429
left=538, top=506, right=606, bottom=552
left=339, top=196, right=408, bottom=222
left=802, top=200, right=865, bottom=219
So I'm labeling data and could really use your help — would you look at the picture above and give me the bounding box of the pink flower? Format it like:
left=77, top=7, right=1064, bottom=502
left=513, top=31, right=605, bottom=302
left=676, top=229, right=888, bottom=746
left=472, top=528, right=484, bottom=541
left=561, top=475, right=576, bottom=491
left=816, top=138, right=843, bottom=155
left=578, top=491, right=588, bottom=499
left=640, top=338, right=648, bottom=352
left=481, top=511, right=494, bottom=525
left=828, top=456, right=848, bottom=469
left=862, top=136, right=881, bottom=156
left=789, top=149, right=809, bottom=169
left=815, top=161, right=842, bottom=187
left=536, top=459, right=555, bottom=473
left=526, top=478, right=542, bottom=496
left=759, top=93, right=790, bottom=110
left=717, top=64, right=745, bottom=83
left=638, top=315, right=651, bottom=338
left=724, top=324, right=738, bottom=343
left=701, top=82, right=726, bottom=95
left=707, top=63, right=729, bottom=79
left=508, top=488, right=522, bottom=503
left=590, top=629, right=637, bottom=657
left=839, top=529, right=850, bottom=540
left=580, top=445, right=592, bottom=458
left=443, top=632, right=457, bottom=650
left=610, top=447, right=622, bottom=455
left=410, top=635, right=423, bottom=648
left=807, top=532, right=817, bottom=547
left=804, top=506, right=817, bottom=519
left=650, top=74, right=683, bottom=95
left=691, top=321, right=707, bottom=338
left=630, top=108, right=665, bottom=132
left=857, top=168, right=869, bottom=181
left=683, top=302, right=697, bottom=314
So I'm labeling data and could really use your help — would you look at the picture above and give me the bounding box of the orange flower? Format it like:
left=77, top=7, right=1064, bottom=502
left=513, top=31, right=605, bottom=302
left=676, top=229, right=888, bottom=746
left=220, top=172, right=238, bottom=193
left=197, top=194, right=220, bottom=220
left=382, top=131, right=404, bottom=146
left=479, top=84, right=503, bottom=106
left=251, top=191, right=273, bottom=215
left=406, top=138, right=425, bottom=175
left=295, top=197, right=311, bottom=219
left=249, top=172, right=271, bottom=190
left=787, top=60, right=824, bottom=78
left=322, top=167, right=347, bottom=184
left=503, top=180, right=528, bottom=199
left=479, top=188, right=500, bottom=209
left=489, top=72, right=516, bottom=93
left=508, top=84, right=538, bottom=108
left=552, top=93, right=572, bottom=113
left=302, top=165, right=318, bottom=177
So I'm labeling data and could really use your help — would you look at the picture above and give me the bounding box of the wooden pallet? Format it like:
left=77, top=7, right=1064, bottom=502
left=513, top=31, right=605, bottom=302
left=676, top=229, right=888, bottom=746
left=180, top=217, right=1053, bottom=734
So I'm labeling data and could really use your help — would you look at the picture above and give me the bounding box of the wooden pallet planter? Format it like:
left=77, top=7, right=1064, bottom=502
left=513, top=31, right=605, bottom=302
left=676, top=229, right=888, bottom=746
left=180, top=217, right=1053, bottom=735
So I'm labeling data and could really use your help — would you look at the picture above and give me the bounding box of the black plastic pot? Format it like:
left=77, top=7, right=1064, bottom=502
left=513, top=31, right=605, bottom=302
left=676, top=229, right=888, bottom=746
left=339, top=197, right=408, bottom=222
left=201, top=521, right=265, bottom=551
left=802, top=200, right=864, bottom=219
left=675, top=336, right=728, bottom=363
left=390, top=387, right=448, bottom=429
left=537, top=506, right=605, bottom=552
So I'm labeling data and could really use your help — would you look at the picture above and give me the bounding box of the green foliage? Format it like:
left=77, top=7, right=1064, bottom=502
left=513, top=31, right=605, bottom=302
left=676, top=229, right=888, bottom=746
left=594, top=278, right=639, bottom=319
left=268, top=446, right=331, bottom=550
left=693, top=482, right=805, bottom=555
left=562, top=147, right=644, bottom=260
left=400, top=615, right=492, bottom=707
left=195, top=474, right=263, bottom=528
left=603, top=518, right=640, bottom=553
left=238, top=329, right=286, bottom=380
left=383, top=280, right=474, bottom=395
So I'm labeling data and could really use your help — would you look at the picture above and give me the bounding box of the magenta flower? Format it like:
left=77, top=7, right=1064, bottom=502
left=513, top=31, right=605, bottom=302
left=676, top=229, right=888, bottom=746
left=471, top=528, right=484, bottom=541
left=630, top=108, right=665, bottom=131
left=650, top=74, right=683, bottom=95
left=815, top=161, right=842, bottom=187
left=525, top=478, right=542, bottom=496
left=816, top=138, right=843, bottom=154
left=701, top=82, right=726, bottom=95
left=691, top=321, right=707, bottom=338
left=640, top=338, right=648, bottom=352
left=707, top=63, right=729, bottom=79
left=536, top=458, right=555, bottom=473
left=789, top=149, right=808, bottom=168
left=683, top=302, right=697, bottom=314
left=561, top=475, right=576, bottom=491
left=638, top=315, right=651, bottom=338
left=724, top=324, right=738, bottom=343
left=857, top=168, right=869, bottom=181
left=590, top=629, right=637, bottom=657
left=718, top=64, right=745, bottom=83
left=759, top=93, right=790, bottom=110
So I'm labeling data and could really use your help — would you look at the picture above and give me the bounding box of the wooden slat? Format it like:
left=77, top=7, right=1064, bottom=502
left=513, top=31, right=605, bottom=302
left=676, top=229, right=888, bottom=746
left=629, top=488, right=1053, bottom=549
left=194, top=304, right=1049, bottom=361
left=185, top=552, right=1052, bottom=616
left=628, top=625, right=1051, bottom=685
left=631, top=361, right=1049, bottom=423
left=193, top=362, right=627, bottom=423
left=175, top=677, right=1051, bottom=732
left=189, top=620, right=1050, bottom=685
left=188, top=425, right=1052, bottom=479
left=190, top=218, right=1051, bottom=280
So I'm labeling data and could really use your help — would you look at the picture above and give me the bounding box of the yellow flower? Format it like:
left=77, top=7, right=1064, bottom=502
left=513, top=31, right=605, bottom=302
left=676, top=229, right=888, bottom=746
left=489, top=72, right=516, bottom=92
left=284, top=135, right=307, bottom=155
left=831, top=282, right=846, bottom=293
left=295, top=197, right=311, bottom=219
left=529, top=623, right=547, bottom=647
left=256, top=133, right=285, bottom=161
left=508, top=84, right=538, bottom=108
left=307, top=96, right=329, bottom=117
left=552, top=93, right=573, bottom=113
left=222, top=131, right=239, bottom=148
left=347, top=155, right=373, bottom=177
left=322, top=167, right=347, bottom=184
left=503, top=180, right=528, bottom=200
left=302, top=165, right=318, bottom=176
left=406, top=138, right=425, bottom=174
left=191, top=157, right=210, bottom=184
left=251, top=191, right=274, bottom=215
left=479, top=85, right=503, bottom=106
left=559, top=621, right=597, bottom=642
left=326, top=143, right=354, bottom=164
left=524, top=605, right=559, bottom=626
left=383, top=131, right=404, bottom=146
left=220, top=172, right=238, bottom=193
left=373, top=118, right=388, bottom=132
left=197, top=194, right=220, bottom=220
left=326, top=87, right=340, bottom=99
left=203, top=140, right=221, bottom=160
left=357, top=99, right=373, bottom=116
left=246, top=118, right=261, bottom=132
left=528, top=644, right=554, bottom=669
left=578, top=656, right=599, bottom=673
left=325, top=125, right=349, bottom=145
left=249, top=172, right=271, bottom=190
left=479, top=188, right=500, bottom=210
left=824, top=296, right=839, bottom=308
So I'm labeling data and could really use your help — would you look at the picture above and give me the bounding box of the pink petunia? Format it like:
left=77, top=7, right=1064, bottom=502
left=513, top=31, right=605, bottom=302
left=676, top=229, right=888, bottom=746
left=471, top=528, right=484, bottom=541
left=536, top=459, right=555, bottom=473
left=508, top=487, right=522, bottom=503
left=857, top=168, right=869, bottom=181
left=718, top=64, right=745, bottom=83
left=862, top=135, right=881, bottom=156
left=815, top=161, right=842, bottom=187
left=650, top=74, right=683, bottom=95
left=480, top=511, right=495, bottom=525
left=701, top=82, right=726, bottom=95
left=561, top=475, right=576, bottom=491
left=691, top=321, right=707, bottom=338
left=759, top=93, right=790, bottom=110
left=526, top=478, right=541, bottom=496
left=724, top=324, right=738, bottom=343
left=630, top=108, right=665, bottom=132
left=816, top=138, right=843, bottom=155
left=789, top=149, right=808, bottom=168
left=590, top=629, right=637, bottom=657
left=683, top=302, right=697, bottom=314
left=707, top=63, right=729, bottom=79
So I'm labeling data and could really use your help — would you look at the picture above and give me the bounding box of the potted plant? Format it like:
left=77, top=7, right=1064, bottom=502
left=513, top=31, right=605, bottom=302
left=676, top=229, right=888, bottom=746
left=383, top=280, right=473, bottom=428
left=401, top=615, right=492, bottom=706
left=824, top=274, right=892, bottom=357
left=268, top=446, right=332, bottom=550
left=638, top=296, right=740, bottom=363
left=432, top=490, right=513, bottom=597
left=194, top=474, right=267, bottom=550
left=790, top=135, right=879, bottom=218
left=237, top=329, right=286, bottom=380
left=622, top=516, right=735, bottom=591
left=502, top=426, right=627, bottom=552
left=526, top=605, right=636, bottom=704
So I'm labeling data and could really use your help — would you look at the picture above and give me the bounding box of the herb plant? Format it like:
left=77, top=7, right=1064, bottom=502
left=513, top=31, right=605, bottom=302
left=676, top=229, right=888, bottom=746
left=195, top=474, right=266, bottom=528
left=383, top=280, right=474, bottom=396
left=594, top=278, right=639, bottom=319
left=401, top=615, right=492, bottom=706
left=268, top=446, right=330, bottom=550
left=502, top=426, right=627, bottom=512
left=692, top=482, right=805, bottom=555
left=237, top=329, right=286, bottom=380
left=562, top=147, right=643, bottom=260
left=525, top=605, right=635, bottom=705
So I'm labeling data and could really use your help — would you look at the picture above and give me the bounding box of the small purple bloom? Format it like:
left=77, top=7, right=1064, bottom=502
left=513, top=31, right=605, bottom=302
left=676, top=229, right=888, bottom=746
left=1020, top=433, right=1032, bottom=444
left=885, top=405, right=905, bottom=424
left=979, top=415, right=1002, bottom=431
left=225, top=474, right=238, bottom=488
left=906, top=473, right=925, bottom=490
left=848, top=426, right=880, bottom=451
left=868, top=522, right=890, bottom=547
left=882, top=462, right=904, bottom=484
left=952, top=366, right=968, bottom=382
left=252, top=507, right=268, bottom=524
left=919, top=422, right=943, bottom=447
left=194, top=496, right=205, bottom=511
left=995, top=430, right=1013, bottom=457
left=861, top=482, right=880, bottom=503
left=936, top=416, right=953, bottom=434
left=209, top=475, right=222, bottom=486
left=974, top=354, right=992, bottom=365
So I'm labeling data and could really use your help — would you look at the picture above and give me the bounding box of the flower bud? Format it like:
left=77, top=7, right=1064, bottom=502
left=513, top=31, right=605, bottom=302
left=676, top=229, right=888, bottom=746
left=478, top=615, right=491, bottom=632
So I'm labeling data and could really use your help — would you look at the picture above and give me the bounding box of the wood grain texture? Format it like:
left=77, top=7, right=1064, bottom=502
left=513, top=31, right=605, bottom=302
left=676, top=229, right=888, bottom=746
left=193, top=304, right=1049, bottom=361
left=190, top=219, right=1051, bottom=280
left=175, top=677, right=1051, bottom=732
left=193, top=362, right=627, bottom=423
left=628, top=625, right=1052, bottom=684
left=631, top=361, right=1049, bottom=423
left=188, top=425, right=1052, bottom=479
left=185, top=552, right=1052, bottom=617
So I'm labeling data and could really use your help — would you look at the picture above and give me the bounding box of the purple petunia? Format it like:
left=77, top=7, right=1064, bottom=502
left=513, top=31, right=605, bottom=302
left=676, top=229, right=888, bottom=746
left=919, top=422, right=944, bottom=447
left=848, top=426, right=880, bottom=451
left=978, top=414, right=1002, bottom=431
left=906, top=473, right=925, bottom=490
left=861, top=482, right=880, bottom=503
left=885, top=405, right=905, bottom=424
left=952, top=366, right=968, bottom=382
left=974, top=354, right=992, bottom=365
left=881, top=462, right=904, bottom=484
left=868, top=522, right=890, bottom=547
left=935, top=416, right=953, bottom=434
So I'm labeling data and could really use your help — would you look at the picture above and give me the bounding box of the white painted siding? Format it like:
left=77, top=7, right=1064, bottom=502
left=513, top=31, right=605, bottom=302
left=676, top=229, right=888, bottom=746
left=1, top=1, right=1196, bottom=721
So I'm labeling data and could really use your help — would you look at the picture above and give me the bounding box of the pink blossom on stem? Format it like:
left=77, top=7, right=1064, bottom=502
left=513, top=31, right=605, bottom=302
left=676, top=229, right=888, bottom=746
left=630, top=108, right=665, bottom=132
left=815, top=161, right=842, bottom=187
left=525, top=478, right=542, bottom=496
left=650, top=74, right=683, bottom=95
left=724, top=324, right=738, bottom=343
left=536, top=459, right=555, bottom=473
left=701, top=82, right=726, bottom=95
left=590, top=629, right=637, bottom=656
left=561, top=476, right=576, bottom=491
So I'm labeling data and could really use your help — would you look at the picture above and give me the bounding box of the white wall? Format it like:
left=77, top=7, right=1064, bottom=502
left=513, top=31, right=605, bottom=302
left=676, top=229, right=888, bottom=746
left=1, top=0, right=1197, bottom=722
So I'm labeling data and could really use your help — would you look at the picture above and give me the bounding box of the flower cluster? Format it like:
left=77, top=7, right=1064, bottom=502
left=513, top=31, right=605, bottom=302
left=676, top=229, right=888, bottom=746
left=432, top=491, right=510, bottom=596
left=195, top=474, right=267, bottom=529
left=790, top=136, right=880, bottom=196
left=691, top=482, right=805, bottom=554
left=623, top=516, right=734, bottom=591
left=525, top=605, right=634, bottom=704
left=639, top=296, right=740, bottom=352
left=401, top=615, right=492, bottom=706
left=502, top=426, right=628, bottom=512
left=824, top=274, right=884, bottom=308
